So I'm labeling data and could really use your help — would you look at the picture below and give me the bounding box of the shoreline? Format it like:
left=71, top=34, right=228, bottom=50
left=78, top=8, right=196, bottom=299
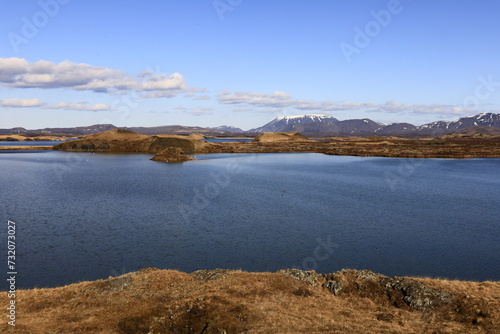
left=0, top=146, right=54, bottom=150
left=3, top=140, right=500, bottom=159
left=2, top=130, right=500, bottom=159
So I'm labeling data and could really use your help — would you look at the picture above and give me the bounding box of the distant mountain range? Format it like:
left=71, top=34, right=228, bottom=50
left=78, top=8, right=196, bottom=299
left=2, top=112, right=500, bottom=137
left=251, top=112, right=500, bottom=136
left=208, top=125, right=244, bottom=132
left=250, top=114, right=382, bottom=135
left=0, top=124, right=242, bottom=137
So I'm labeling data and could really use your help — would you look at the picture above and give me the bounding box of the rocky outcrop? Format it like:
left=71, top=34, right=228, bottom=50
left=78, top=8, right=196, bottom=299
left=279, top=269, right=455, bottom=311
left=278, top=269, right=321, bottom=287
left=150, top=147, right=195, bottom=163
left=280, top=268, right=492, bottom=327
left=321, top=269, right=454, bottom=311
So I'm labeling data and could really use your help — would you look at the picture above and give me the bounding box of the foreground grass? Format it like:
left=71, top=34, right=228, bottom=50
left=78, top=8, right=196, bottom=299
left=2, top=268, right=498, bottom=333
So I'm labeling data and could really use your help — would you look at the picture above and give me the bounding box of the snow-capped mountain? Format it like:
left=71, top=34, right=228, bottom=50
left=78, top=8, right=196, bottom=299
left=375, top=123, right=417, bottom=135
left=0, top=124, right=119, bottom=135
left=250, top=114, right=383, bottom=135
left=250, top=112, right=500, bottom=136
left=208, top=125, right=244, bottom=132
left=415, top=113, right=500, bottom=135
left=2, top=112, right=499, bottom=137
left=250, top=114, right=339, bottom=133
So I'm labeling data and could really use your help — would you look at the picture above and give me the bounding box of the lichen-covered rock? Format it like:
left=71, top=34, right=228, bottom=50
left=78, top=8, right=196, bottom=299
left=324, top=278, right=343, bottom=296
left=383, top=277, right=454, bottom=311
left=278, top=269, right=321, bottom=287
left=322, top=269, right=454, bottom=311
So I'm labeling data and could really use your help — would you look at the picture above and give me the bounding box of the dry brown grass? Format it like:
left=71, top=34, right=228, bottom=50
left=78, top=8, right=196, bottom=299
left=0, top=146, right=52, bottom=150
left=0, top=135, right=69, bottom=141
left=50, top=129, right=500, bottom=158
left=84, top=129, right=150, bottom=141
left=253, top=132, right=311, bottom=143
left=154, top=134, right=206, bottom=140
left=54, top=129, right=214, bottom=154
left=1, top=268, right=498, bottom=333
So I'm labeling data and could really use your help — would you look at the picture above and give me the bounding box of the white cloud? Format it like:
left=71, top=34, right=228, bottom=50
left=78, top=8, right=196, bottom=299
left=257, top=108, right=284, bottom=114
left=49, top=102, right=111, bottom=111
left=137, top=72, right=187, bottom=97
left=370, top=100, right=473, bottom=116
left=193, top=95, right=211, bottom=101
left=217, top=90, right=476, bottom=117
left=0, top=98, right=46, bottom=107
left=217, top=90, right=293, bottom=108
left=0, top=57, right=195, bottom=98
left=293, top=100, right=376, bottom=111
left=185, top=107, right=213, bottom=116
left=217, top=90, right=376, bottom=111
left=0, top=97, right=112, bottom=111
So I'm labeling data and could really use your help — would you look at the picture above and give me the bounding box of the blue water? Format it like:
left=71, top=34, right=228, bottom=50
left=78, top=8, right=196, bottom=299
left=0, top=151, right=498, bottom=289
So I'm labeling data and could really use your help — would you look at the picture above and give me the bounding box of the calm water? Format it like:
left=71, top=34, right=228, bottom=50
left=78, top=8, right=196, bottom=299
left=0, top=151, right=499, bottom=289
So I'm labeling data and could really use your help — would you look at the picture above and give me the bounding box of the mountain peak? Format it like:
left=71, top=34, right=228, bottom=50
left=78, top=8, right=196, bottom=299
left=251, top=112, right=500, bottom=136
left=208, top=125, right=244, bottom=132
left=251, top=114, right=339, bottom=133
left=276, top=114, right=335, bottom=121
left=415, top=112, right=500, bottom=134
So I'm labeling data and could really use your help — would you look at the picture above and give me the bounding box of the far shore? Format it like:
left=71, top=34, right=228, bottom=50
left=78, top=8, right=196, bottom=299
left=0, top=146, right=54, bottom=150
left=0, top=134, right=76, bottom=142
left=2, top=130, right=500, bottom=159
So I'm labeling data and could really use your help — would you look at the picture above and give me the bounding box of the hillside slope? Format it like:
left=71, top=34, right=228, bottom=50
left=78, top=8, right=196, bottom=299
left=53, top=129, right=214, bottom=154
left=2, top=268, right=497, bottom=333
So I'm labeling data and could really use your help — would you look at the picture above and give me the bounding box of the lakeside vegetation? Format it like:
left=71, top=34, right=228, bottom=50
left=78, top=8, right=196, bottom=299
left=2, top=268, right=498, bottom=333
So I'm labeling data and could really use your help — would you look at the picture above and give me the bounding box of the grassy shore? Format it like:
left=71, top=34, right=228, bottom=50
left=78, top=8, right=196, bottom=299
left=2, top=268, right=498, bottom=333
left=0, top=146, right=53, bottom=150
left=2, top=129, right=500, bottom=159
left=0, top=135, right=73, bottom=142
left=52, top=129, right=500, bottom=159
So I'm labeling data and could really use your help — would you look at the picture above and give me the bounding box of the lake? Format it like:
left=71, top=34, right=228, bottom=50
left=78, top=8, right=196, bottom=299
left=0, top=151, right=499, bottom=289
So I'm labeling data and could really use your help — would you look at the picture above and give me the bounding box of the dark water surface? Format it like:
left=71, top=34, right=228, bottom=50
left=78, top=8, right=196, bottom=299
left=0, top=151, right=498, bottom=289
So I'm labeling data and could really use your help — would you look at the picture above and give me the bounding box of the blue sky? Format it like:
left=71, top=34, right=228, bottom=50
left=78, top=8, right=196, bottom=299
left=1, top=0, right=499, bottom=130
